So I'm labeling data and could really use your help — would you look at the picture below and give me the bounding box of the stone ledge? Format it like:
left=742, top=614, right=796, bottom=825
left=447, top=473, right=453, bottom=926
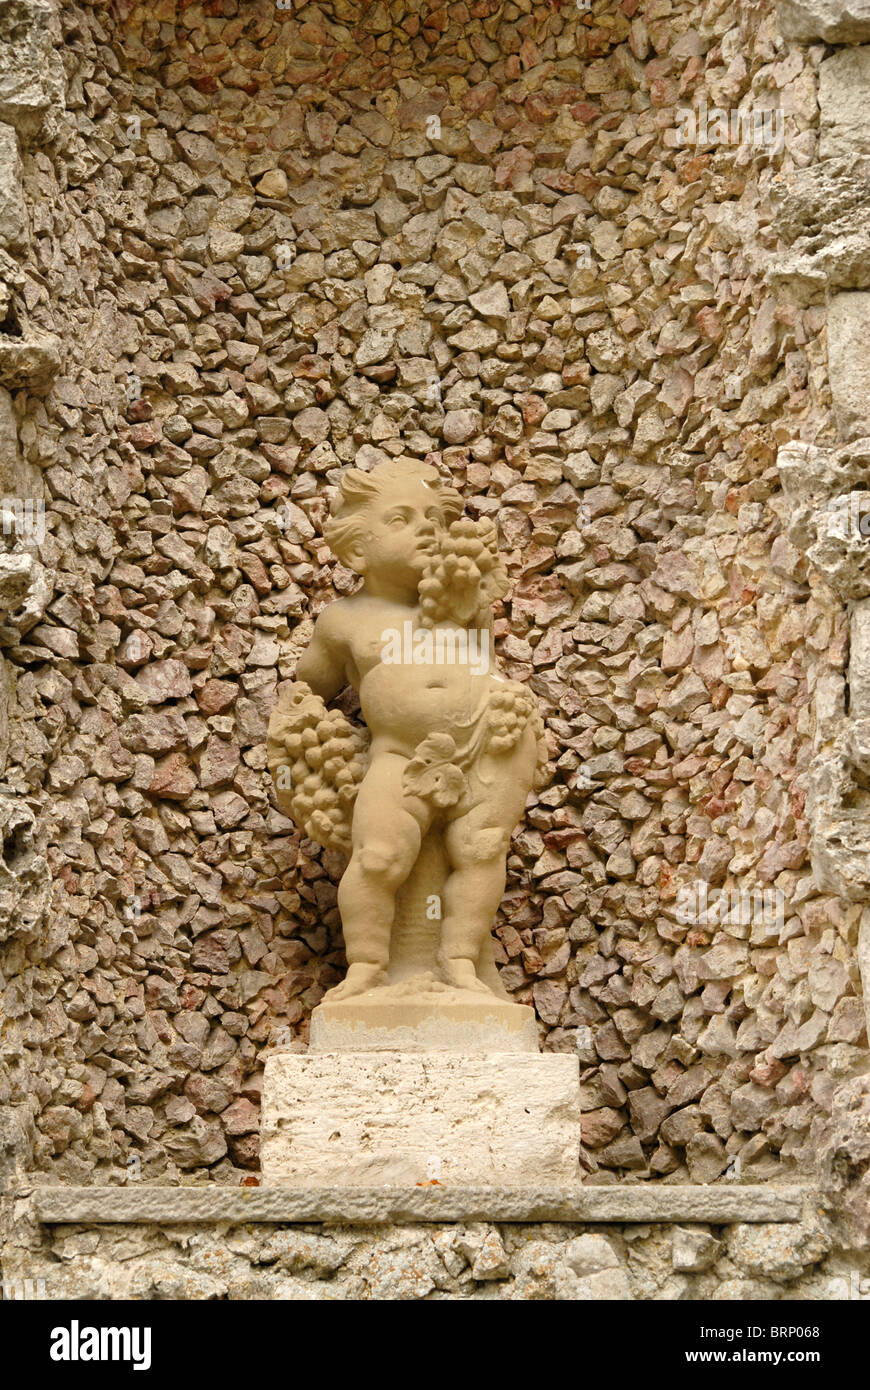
left=29, top=1184, right=811, bottom=1226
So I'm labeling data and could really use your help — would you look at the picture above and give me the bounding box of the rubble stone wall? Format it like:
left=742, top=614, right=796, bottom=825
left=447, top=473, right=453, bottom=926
left=0, top=0, right=866, bottom=1223
left=0, top=1202, right=864, bottom=1301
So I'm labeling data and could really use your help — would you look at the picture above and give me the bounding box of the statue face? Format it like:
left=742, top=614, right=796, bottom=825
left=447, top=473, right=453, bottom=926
left=355, top=480, right=443, bottom=584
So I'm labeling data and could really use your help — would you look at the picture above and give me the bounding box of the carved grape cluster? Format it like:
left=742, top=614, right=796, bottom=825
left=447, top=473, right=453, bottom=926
left=486, top=682, right=551, bottom=785
left=267, top=683, right=369, bottom=854
left=486, top=683, right=536, bottom=752
left=418, top=516, right=508, bottom=627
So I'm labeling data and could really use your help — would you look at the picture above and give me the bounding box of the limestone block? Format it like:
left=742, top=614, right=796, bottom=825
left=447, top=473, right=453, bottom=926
left=0, top=330, right=61, bottom=389
left=0, top=385, right=28, bottom=498
left=827, top=292, right=870, bottom=439
left=768, top=159, right=870, bottom=301
left=260, top=1052, right=581, bottom=1186
left=779, top=0, right=870, bottom=42
left=0, top=550, right=51, bottom=638
left=860, top=909, right=870, bottom=1034
left=777, top=438, right=870, bottom=505
left=818, top=1075, right=870, bottom=1250
left=849, top=599, right=870, bottom=718
left=807, top=489, right=870, bottom=596
left=820, top=48, right=870, bottom=159
left=0, top=795, right=49, bottom=944
left=814, top=671, right=847, bottom=744
left=511, top=1235, right=633, bottom=1300
left=0, top=124, right=25, bottom=252
left=0, top=244, right=22, bottom=323
left=807, top=747, right=870, bottom=900
left=0, top=0, right=62, bottom=139
left=726, top=1214, right=831, bottom=1281
left=0, top=653, right=7, bottom=775
left=671, top=1226, right=722, bottom=1272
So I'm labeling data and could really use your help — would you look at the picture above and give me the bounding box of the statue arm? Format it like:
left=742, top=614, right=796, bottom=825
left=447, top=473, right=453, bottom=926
left=296, top=610, right=350, bottom=703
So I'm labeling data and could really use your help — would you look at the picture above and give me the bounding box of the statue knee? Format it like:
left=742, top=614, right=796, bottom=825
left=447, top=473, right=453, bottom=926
left=357, top=840, right=409, bottom=887
left=459, top=826, right=511, bottom=865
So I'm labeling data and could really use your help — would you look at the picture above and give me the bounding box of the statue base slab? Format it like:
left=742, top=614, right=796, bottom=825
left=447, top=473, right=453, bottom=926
left=260, top=1052, right=581, bottom=1186
left=309, top=979, right=538, bottom=1053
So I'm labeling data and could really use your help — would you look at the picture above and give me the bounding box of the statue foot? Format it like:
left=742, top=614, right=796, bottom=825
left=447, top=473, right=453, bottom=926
left=322, top=962, right=388, bottom=1002
left=438, top=953, right=494, bottom=995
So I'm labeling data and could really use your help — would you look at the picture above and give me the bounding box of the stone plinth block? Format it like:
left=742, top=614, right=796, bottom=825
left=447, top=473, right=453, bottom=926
left=309, top=989, right=539, bottom=1053
left=260, top=1052, right=580, bottom=1186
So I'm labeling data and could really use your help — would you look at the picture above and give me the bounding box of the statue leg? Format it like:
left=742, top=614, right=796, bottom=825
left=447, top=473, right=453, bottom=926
left=437, top=725, right=538, bottom=995
left=327, top=751, right=425, bottom=1001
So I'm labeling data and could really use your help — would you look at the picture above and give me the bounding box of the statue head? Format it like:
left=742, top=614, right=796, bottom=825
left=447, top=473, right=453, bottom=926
left=325, top=458, right=463, bottom=585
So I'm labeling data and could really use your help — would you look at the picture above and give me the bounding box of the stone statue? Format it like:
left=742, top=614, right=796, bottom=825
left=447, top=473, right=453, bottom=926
left=267, top=458, right=550, bottom=1051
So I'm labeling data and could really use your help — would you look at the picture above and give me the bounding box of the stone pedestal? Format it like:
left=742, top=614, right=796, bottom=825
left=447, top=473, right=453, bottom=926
left=309, top=989, right=539, bottom=1053
left=260, top=1052, right=581, bottom=1187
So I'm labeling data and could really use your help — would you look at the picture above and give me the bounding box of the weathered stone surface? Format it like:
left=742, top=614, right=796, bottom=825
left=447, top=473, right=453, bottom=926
left=726, top=1215, right=831, bottom=1281
left=0, top=331, right=61, bottom=388
left=0, top=0, right=60, bottom=138
left=769, top=159, right=870, bottom=301
left=807, top=745, right=870, bottom=900
left=29, top=1184, right=811, bottom=1226
left=511, top=1234, right=632, bottom=1299
left=851, top=601, right=870, bottom=719
left=0, top=796, right=49, bottom=944
left=778, top=0, right=870, bottom=41
left=672, top=1225, right=722, bottom=1272
left=260, top=1053, right=581, bottom=1186
left=7, top=1198, right=856, bottom=1301
left=0, top=385, right=29, bottom=497
left=821, top=48, right=870, bottom=159
left=0, top=123, right=25, bottom=251
left=817, top=1077, right=870, bottom=1250
left=827, top=293, right=870, bottom=439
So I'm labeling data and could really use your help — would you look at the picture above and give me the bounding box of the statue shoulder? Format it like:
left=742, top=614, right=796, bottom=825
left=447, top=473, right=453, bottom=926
left=312, top=596, right=354, bottom=646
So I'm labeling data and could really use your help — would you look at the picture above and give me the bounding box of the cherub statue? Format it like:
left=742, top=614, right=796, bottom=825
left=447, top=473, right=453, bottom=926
left=268, top=458, right=549, bottom=1014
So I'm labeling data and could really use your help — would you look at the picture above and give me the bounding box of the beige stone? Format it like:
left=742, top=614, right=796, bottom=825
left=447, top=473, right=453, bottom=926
left=826, top=292, right=870, bottom=439
left=0, top=329, right=61, bottom=389
left=256, top=169, right=288, bottom=198
left=259, top=1052, right=581, bottom=1186
left=29, top=1183, right=811, bottom=1226
left=850, top=599, right=870, bottom=719
left=310, top=975, right=539, bottom=1053
left=821, top=48, right=870, bottom=159
left=779, top=0, right=870, bottom=42
left=0, top=123, right=25, bottom=251
left=768, top=158, right=870, bottom=303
